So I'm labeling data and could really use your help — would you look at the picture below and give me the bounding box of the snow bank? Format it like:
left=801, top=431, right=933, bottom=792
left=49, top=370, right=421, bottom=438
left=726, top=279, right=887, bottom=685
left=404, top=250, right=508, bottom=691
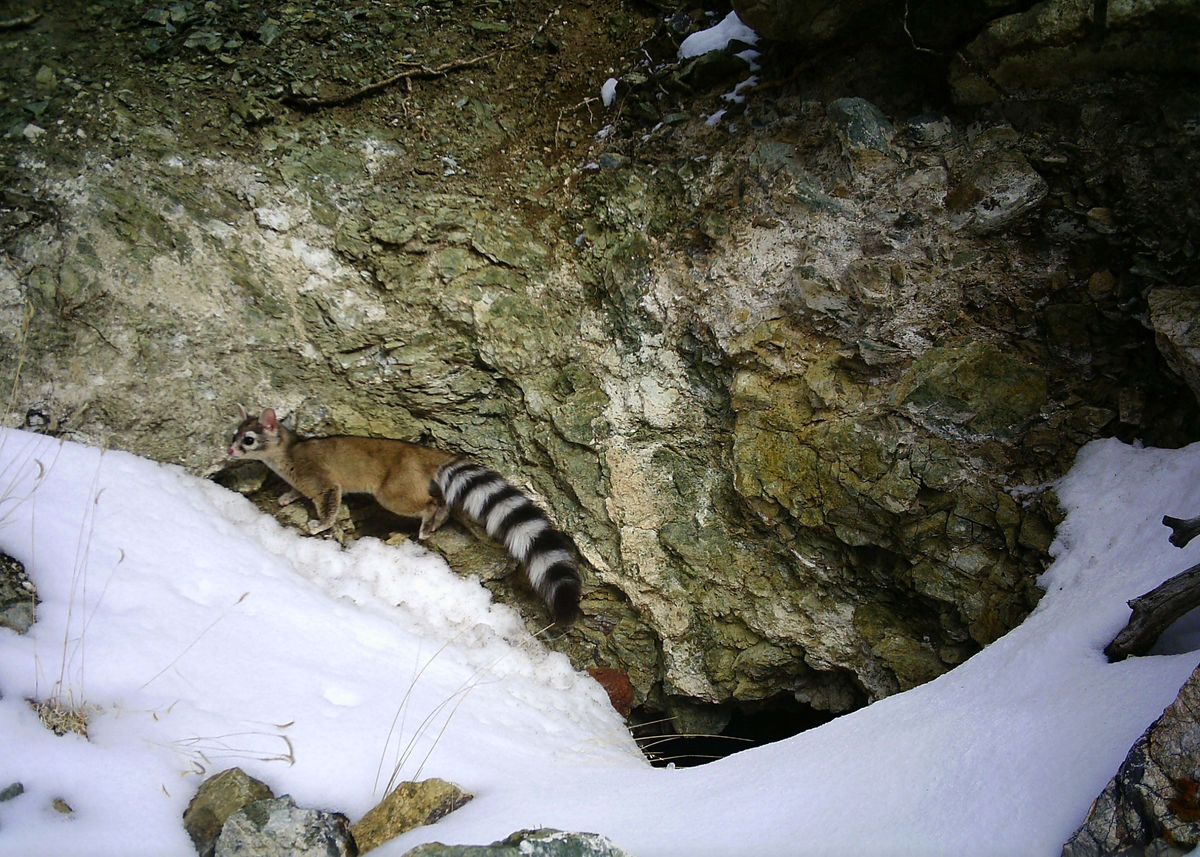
left=0, top=429, right=1197, bottom=856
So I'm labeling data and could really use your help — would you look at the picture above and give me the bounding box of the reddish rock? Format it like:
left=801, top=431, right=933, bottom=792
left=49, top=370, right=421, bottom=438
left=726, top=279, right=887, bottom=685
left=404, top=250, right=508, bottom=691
left=588, top=668, right=634, bottom=719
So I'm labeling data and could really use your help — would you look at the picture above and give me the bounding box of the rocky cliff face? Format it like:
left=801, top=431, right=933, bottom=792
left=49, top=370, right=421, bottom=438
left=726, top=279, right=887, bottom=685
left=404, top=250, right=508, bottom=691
left=1, top=0, right=1197, bottom=735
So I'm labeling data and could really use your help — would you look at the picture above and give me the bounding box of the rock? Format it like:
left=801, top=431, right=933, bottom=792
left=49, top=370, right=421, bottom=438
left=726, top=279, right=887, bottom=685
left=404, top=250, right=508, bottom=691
left=945, top=144, right=1048, bottom=233
left=826, top=97, right=896, bottom=167
left=894, top=342, right=1048, bottom=439
left=1147, top=288, right=1200, bottom=405
left=951, top=0, right=1200, bottom=105
left=904, top=0, right=1039, bottom=52
left=215, top=797, right=355, bottom=857
left=184, top=768, right=276, bottom=857
left=403, top=828, right=634, bottom=857
left=731, top=0, right=887, bottom=46
left=587, top=668, right=636, bottom=719
left=352, top=779, right=473, bottom=855
left=901, top=113, right=955, bottom=149
left=0, top=783, right=24, bottom=802
left=673, top=51, right=749, bottom=92
left=52, top=798, right=73, bottom=815
left=1063, top=664, right=1200, bottom=856
left=0, top=552, right=37, bottom=634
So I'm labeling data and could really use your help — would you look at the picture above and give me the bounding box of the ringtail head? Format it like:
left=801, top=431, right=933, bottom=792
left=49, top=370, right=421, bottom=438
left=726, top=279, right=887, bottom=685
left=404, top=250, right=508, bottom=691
left=227, top=406, right=283, bottom=461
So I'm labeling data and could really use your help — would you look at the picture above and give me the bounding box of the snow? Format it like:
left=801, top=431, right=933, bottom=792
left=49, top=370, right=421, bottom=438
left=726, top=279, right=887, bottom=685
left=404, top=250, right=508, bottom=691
left=601, top=78, right=618, bottom=108
left=1, top=428, right=1198, bottom=857
left=678, top=12, right=759, bottom=60
left=675, top=13, right=762, bottom=128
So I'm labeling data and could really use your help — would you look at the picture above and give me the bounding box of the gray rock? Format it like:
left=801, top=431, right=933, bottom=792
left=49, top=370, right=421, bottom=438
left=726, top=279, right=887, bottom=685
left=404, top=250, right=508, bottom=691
left=827, top=97, right=896, bottom=166
left=1148, top=288, right=1200, bottom=405
left=946, top=145, right=1048, bottom=233
left=404, top=828, right=633, bottom=857
left=0, top=553, right=36, bottom=635
left=215, top=797, right=356, bottom=857
left=1063, top=664, right=1200, bottom=856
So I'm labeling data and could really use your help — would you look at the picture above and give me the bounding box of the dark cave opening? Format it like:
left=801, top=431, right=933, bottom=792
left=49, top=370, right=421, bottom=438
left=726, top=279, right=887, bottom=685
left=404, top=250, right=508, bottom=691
left=632, top=696, right=841, bottom=768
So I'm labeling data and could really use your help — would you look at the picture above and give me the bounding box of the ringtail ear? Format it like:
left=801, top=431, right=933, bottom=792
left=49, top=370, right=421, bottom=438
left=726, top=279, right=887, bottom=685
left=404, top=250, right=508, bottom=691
left=260, top=408, right=280, bottom=434
left=237, top=403, right=249, bottom=421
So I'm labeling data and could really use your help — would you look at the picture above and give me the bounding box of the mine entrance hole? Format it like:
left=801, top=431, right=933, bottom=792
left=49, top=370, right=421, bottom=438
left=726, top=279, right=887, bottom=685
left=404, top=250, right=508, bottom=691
left=631, top=696, right=845, bottom=768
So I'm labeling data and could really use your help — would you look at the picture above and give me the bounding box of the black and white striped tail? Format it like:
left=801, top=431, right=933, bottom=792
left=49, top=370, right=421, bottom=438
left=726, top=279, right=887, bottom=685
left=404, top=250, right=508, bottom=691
left=433, top=458, right=581, bottom=624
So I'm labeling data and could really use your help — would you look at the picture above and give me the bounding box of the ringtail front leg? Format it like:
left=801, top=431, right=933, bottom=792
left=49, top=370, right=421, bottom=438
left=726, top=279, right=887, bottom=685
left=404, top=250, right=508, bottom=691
left=417, top=500, right=450, bottom=540
left=278, top=488, right=303, bottom=507
left=308, top=485, right=343, bottom=535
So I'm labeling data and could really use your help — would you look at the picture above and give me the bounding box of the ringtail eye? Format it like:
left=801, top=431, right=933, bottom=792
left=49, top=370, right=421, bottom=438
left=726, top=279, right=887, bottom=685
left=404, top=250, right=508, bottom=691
left=240, top=434, right=258, bottom=448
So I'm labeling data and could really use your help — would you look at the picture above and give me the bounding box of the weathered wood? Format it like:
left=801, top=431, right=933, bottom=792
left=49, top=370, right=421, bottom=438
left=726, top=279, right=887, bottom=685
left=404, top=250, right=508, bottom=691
left=1106, top=561, right=1200, bottom=661
left=1164, top=514, right=1200, bottom=549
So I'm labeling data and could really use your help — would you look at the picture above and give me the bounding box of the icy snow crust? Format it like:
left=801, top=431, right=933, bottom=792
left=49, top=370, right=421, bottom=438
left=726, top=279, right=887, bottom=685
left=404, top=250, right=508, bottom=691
left=0, top=428, right=1197, bottom=856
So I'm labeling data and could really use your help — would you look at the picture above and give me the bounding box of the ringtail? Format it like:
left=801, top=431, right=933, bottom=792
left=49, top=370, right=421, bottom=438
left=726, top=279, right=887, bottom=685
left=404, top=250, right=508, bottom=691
left=227, top=407, right=581, bottom=623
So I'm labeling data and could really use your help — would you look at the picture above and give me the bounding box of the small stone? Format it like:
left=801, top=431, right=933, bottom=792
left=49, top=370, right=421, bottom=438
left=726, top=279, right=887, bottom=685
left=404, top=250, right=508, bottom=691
left=34, top=65, right=58, bottom=92
left=52, top=798, right=73, bottom=815
left=0, top=783, right=25, bottom=802
left=597, top=153, right=629, bottom=170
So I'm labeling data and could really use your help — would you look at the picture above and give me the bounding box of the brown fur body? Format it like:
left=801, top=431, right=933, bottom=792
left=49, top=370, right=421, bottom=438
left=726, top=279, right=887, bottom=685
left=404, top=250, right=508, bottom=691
left=228, top=408, right=455, bottom=537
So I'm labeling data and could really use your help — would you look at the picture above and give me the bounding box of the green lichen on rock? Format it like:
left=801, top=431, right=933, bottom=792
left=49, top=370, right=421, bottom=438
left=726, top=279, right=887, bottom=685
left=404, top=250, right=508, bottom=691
left=895, top=341, right=1048, bottom=439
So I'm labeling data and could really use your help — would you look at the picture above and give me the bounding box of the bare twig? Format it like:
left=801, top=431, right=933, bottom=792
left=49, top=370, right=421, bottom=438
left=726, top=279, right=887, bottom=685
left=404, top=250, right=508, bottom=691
left=283, top=51, right=502, bottom=111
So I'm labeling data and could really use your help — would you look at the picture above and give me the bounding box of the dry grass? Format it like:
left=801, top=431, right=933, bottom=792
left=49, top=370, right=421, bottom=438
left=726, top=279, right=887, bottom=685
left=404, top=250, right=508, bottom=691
left=30, top=697, right=91, bottom=738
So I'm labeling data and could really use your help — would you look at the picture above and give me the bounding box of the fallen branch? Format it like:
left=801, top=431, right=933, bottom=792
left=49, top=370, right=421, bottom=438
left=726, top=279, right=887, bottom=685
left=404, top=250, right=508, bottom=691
left=283, top=50, right=501, bottom=111
left=1164, top=514, right=1200, bottom=549
left=1106, top=561, right=1200, bottom=662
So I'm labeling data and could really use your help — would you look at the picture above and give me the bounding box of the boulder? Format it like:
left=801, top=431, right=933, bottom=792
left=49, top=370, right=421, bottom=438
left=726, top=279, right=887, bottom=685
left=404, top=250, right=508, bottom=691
left=1063, top=664, right=1200, bottom=855
left=1148, top=288, right=1200, bottom=405
left=183, top=768, right=275, bottom=857
left=352, top=779, right=473, bottom=854
left=731, top=0, right=887, bottom=46
left=951, top=0, right=1200, bottom=105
